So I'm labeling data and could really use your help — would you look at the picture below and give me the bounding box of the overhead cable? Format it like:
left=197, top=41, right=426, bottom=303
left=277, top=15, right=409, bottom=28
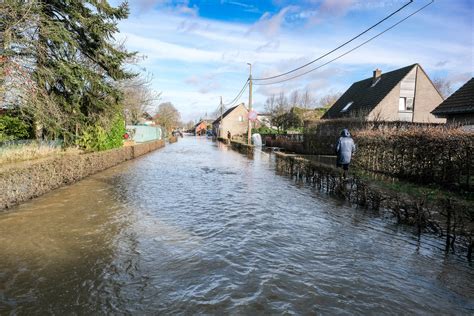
left=253, top=0, right=434, bottom=86
left=223, top=79, right=249, bottom=107
left=252, top=0, right=414, bottom=81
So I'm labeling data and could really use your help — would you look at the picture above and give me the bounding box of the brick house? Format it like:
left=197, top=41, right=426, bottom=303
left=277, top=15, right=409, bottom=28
left=212, top=103, right=249, bottom=139
left=431, top=78, right=474, bottom=126
left=194, top=119, right=213, bottom=136
left=322, top=64, right=445, bottom=123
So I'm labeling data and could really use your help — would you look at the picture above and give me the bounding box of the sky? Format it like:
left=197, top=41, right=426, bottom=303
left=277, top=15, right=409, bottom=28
left=109, top=0, right=473, bottom=122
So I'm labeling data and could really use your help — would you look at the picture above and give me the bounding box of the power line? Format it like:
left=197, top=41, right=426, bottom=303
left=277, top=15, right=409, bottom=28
left=222, top=79, right=249, bottom=107
left=252, top=0, right=413, bottom=81
left=210, top=79, right=249, bottom=119
left=253, top=0, right=434, bottom=86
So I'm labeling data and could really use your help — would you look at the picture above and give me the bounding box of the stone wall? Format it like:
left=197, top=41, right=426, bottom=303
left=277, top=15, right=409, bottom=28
left=0, top=140, right=165, bottom=210
left=217, top=137, right=229, bottom=144
left=230, top=140, right=254, bottom=155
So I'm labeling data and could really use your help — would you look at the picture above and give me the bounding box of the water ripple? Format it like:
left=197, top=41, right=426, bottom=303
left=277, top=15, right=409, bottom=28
left=0, top=137, right=473, bottom=314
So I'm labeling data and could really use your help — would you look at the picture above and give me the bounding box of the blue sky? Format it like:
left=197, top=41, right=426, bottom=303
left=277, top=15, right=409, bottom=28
left=110, top=0, right=473, bottom=121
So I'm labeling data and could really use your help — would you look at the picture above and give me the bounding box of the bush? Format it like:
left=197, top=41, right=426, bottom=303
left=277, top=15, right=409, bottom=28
left=252, top=126, right=282, bottom=135
left=0, top=115, right=31, bottom=142
left=77, top=115, right=125, bottom=151
left=353, top=127, right=474, bottom=192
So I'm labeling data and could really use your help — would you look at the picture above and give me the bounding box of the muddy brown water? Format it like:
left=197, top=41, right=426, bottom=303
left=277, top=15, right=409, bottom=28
left=1, top=137, right=473, bottom=314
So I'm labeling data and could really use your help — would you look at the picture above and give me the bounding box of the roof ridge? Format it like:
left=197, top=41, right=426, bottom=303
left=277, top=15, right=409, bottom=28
left=322, top=64, right=419, bottom=119
left=351, top=64, right=417, bottom=85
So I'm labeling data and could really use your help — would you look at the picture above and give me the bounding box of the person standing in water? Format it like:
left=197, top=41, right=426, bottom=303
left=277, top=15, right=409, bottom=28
left=336, top=128, right=356, bottom=179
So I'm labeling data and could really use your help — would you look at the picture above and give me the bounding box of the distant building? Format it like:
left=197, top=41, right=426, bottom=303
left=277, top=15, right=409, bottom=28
left=194, top=119, right=213, bottom=136
left=322, top=64, right=445, bottom=123
left=141, top=112, right=155, bottom=125
left=212, top=103, right=249, bottom=138
left=256, top=112, right=272, bottom=128
left=431, top=78, right=474, bottom=127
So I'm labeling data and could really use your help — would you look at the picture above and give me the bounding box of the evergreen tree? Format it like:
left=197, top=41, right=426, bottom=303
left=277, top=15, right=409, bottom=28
left=0, top=0, right=135, bottom=144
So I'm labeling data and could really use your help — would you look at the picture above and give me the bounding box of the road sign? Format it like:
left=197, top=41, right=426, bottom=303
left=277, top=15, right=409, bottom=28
left=248, top=110, right=258, bottom=122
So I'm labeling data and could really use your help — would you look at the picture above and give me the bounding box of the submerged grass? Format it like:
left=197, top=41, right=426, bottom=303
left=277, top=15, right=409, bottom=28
left=353, top=169, right=474, bottom=206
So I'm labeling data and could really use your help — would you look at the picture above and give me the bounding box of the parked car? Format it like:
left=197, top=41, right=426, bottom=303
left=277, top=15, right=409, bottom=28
left=206, top=130, right=214, bottom=138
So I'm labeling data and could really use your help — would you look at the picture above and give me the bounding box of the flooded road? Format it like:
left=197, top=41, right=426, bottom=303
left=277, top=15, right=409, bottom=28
left=1, top=137, right=473, bottom=314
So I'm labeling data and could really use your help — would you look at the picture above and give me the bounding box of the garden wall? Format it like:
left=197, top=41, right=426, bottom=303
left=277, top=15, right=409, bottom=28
left=230, top=140, right=254, bottom=155
left=263, top=136, right=304, bottom=154
left=0, top=139, right=165, bottom=210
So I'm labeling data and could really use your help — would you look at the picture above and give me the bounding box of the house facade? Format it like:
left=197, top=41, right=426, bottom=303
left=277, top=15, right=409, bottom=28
left=256, top=113, right=272, bottom=128
left=213, top=103, right=249, bottom=138
left=322, top=64, right=445, bottom=123
left=431, top=78, right=474, bottom=126
left=194, top=119, right=213, bottom=135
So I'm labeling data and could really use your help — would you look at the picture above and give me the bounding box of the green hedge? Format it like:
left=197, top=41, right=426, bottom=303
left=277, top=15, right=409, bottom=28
left=0, top=115, right=32, bottom=142
left=77, top=115, right=125, bottom=151
left=353, top=128, right=474, bottom=192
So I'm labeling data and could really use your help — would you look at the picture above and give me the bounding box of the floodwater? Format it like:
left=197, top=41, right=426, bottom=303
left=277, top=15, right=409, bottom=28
left=1, top=137, right=473, bottom=314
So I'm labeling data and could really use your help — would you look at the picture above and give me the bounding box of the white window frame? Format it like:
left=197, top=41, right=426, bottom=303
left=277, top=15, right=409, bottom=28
left=399, top=97, right=414, bottom=112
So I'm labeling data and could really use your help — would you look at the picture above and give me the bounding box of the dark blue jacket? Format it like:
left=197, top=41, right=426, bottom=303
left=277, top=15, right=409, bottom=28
left=336, top=129, right=356, bottom=164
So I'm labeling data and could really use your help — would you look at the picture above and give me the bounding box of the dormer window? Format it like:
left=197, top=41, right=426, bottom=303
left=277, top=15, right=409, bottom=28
left=341, top=101, right=353, bottom=112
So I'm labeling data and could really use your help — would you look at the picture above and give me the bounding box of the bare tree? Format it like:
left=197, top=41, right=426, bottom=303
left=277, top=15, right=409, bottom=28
left=117, top=73, right=161, bottom=125
left=289, top=90, right=299, bottom=107
left=432, top=76, right=453, bottom=98
left=300, top=89, right=315, bottom=108
left=276, top=91, right=289, bottom=112
left=154, top=102, right=181, bottom=135
left=263, top=92, right=290, bottom=130
left=182, top=120, right=195, bottom=131
left=317, top=91, right=342, bottom=108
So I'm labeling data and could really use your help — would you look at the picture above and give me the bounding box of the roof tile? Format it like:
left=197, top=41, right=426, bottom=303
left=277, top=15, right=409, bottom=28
left=431, top=78, right=474, bottom=115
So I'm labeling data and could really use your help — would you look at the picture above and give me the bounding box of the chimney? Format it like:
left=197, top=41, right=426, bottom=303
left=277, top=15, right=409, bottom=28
left=373, top=68, right=382, bottom=84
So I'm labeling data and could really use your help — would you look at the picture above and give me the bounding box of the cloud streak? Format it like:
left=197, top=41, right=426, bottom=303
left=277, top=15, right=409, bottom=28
left=112, top=0, right=473, bottom=120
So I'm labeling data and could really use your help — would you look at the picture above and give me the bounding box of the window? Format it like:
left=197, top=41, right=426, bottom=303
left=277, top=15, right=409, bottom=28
left=399, top=97, right=414, bottom=112
left=406, top=97, right=414, bottom=111
left=341, top=101, right=353, bottom=113
left=238, top=115, right=243, bottom=122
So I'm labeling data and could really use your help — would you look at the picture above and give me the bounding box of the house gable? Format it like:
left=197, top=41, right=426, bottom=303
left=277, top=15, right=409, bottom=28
left=368, top=65, right=419, bottom=121
left=213, top=103, right=248, bottom=137
left=322, top=64, right=417, bottom=119
left=412, top=65, right=445, bottom=123
left=323, top=64, right=445, bottom=123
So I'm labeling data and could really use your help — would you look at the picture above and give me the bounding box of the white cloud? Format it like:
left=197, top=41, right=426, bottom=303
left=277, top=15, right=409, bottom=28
left=248, top=6, right=298, bottom=37
left=114, top=0, right=472, bottom=120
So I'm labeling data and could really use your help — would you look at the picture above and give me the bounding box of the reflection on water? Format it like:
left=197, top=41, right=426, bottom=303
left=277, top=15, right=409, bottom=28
left=1, top=137, right=473, bottom=314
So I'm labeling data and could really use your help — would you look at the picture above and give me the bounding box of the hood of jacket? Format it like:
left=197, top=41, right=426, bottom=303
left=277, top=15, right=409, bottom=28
left=341, top=129, right=351, bottom=137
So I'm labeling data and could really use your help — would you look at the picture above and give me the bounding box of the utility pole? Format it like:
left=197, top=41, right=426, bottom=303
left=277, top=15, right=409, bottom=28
left=220, top=96, right=223, bottom=138
left=247, top=63, right=252, bottom=145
